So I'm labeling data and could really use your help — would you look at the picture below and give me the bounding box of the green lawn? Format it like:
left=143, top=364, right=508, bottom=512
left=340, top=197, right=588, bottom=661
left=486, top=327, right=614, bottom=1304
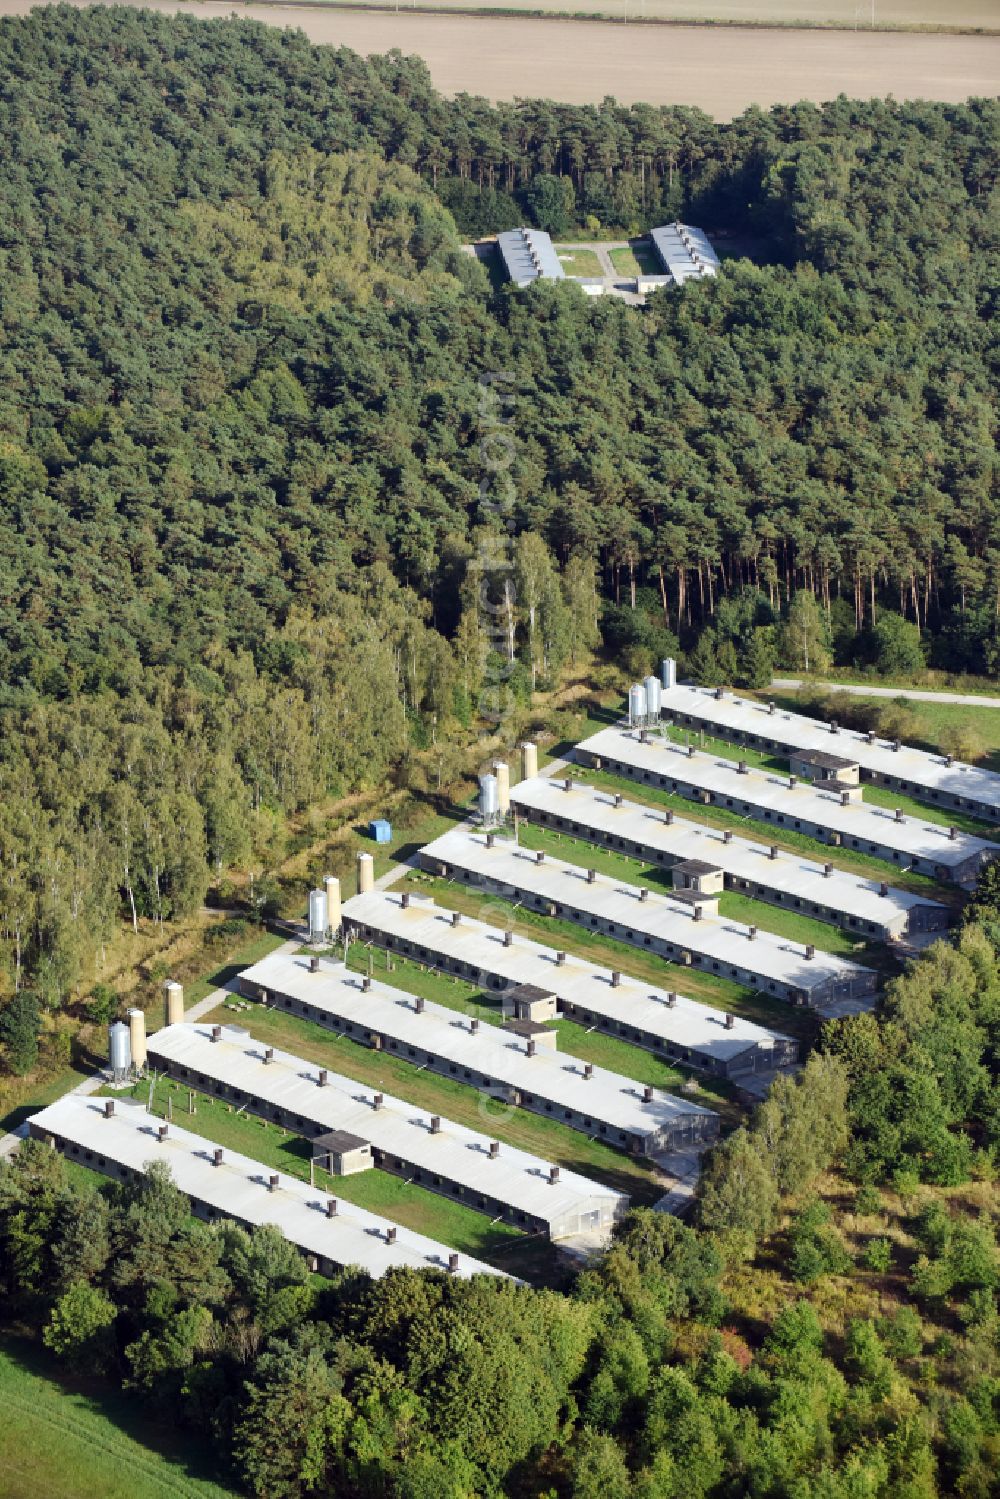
left=859, top=779, right=999, bottom=840
left=553, top=246, right=604, bottom=277
left=120, top=1076, right=551, bottom=1280
left=513, top=819, right=881, bottom=964
left=402, top=869, right=817, bottom=1042
left=0, top=1337, right=233, bottom=1499
left=199, top=997, right=664, bottom=1209
left=570, top=763, right=957, bottom=908
left=611, top=241, right=660, bottom=275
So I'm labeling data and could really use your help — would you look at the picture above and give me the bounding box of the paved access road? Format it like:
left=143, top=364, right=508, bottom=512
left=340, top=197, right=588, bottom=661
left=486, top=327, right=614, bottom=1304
left=771, top=679, right=1000, bottom=710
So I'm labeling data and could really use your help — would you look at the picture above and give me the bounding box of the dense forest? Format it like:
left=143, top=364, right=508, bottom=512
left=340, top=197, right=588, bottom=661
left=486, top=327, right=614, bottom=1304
left=1, top=913, right=997, bottom=1497
left=0, top=9, right=996, bottom=1004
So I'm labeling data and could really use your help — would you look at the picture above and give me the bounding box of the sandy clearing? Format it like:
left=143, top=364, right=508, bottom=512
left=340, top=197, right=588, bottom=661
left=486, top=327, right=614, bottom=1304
left=1, top=0, right=998, bottom=115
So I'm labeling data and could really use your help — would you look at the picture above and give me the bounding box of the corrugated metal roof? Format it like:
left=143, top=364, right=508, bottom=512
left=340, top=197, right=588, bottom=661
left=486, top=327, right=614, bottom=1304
left=497, top=228, right=567, bottom=287
left=649, top=223, right=720, bottom=286
left=29, top=1095, right=510, bottom=1281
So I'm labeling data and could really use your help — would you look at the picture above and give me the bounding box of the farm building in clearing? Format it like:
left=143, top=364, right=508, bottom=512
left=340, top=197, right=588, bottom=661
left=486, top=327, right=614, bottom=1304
left=239, top=948, right=719, bottom=1155
left=145, top=1023, right=627, bottom=1242
left=418, top=826, right=877, bottom=1007
left=658, top=680, right=1000, bottom=828
left=649, top=223, right=720, bottom=285
left=338, top=887, right=796, bottom=1079
left=28, top=1095, right=509, bottom=1281
left=496, top=227, right=566, bottom=287
left=575, top=725, right=996, bottom=884
left=508, top=773, right=949, bottom=940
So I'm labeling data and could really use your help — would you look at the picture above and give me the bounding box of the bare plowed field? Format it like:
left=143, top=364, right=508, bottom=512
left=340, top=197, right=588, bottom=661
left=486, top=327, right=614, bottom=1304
left=2, top=0, right=998, bottom=116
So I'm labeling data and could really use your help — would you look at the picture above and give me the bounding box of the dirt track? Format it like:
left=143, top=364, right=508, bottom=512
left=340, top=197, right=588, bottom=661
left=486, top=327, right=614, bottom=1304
left=2, top=0, right=999, bottom=115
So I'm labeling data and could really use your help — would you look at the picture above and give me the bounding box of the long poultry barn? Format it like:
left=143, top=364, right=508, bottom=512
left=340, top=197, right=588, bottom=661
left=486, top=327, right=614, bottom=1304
left=418, top=826, right=877, bottom=1008
left=575, top=725, right=996, bottom=884
left=238, top=949, right=719, bottom=1155
left=339, top=887, right=796, bottom=1078
left=145, top=1022, right=627, bottom=1241
left=28, top=1095, right=510, bottom=1281
left=656, top=680, right=1000, bottom=827
left=508, top=773, right=949, bottom=940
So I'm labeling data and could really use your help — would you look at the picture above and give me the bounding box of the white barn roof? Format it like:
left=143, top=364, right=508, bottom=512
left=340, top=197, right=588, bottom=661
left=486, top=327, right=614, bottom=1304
left=577, top=725, right=996, bottom=876
left=29, top=1095, right=509, bottom=1281
left=509, top=774, right=945, bottom=937
left=649, top=222, right=720, bottom=285
left=418, top=825, right=873, bottom=1003
left=496, top=227, right=566, bottom=287
left=662, top=682, right=1000, bottom=826
left=146, top=1023, right=626, bottom=1238
left=240, top=948, right=716, bottom=1147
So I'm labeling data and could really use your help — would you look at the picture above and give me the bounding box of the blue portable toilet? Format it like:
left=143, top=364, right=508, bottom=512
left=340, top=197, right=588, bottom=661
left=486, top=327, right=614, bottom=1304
left=370, top=819, right=392, bottom=844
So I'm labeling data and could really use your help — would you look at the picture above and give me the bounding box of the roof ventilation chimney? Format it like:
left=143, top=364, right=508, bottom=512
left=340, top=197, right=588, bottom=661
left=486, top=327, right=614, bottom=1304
left=489, top=1141, right=500, bottom=1159
left=587, top=868, right=596, bottom=884
left=748, top=926, right=757, bottom=941
left=893, top=739, right=901, bottom=753
left=666, top=992, right=677, bottom=1007
left=614, top=793, right=623, bottom=808
left=725, top=1013, right=734, bottom=1030
left=805, top=944, right=815, bottom=960
left=527, top=1039, right=536, bottom=1058
left=949, top=825, right=957, bottom=841
left=362, top=976, right=371, bottom=992
left=213, top=1148, right=223, bottom=1167
left=374, top=1093, right=383, bottom=1110
left=268, top=1174, right=279, bottom=1193
left=486, top=832, right=495, bottom=849
left=789, top=775, right=797, bottom=789
left=449, top=1252, right=459, bottom=1274
left=665, top=809, right=674, bottom=824
left=564, top=778, right=573, bottom=792
left=401, top=892, right=410, bottom=909
left=264, top=1048, right=273, bottom=1065
left=639, top=887, right=648, bottom=902
left=318, top=1069, right=328, bottom=1087
left=503, top=930, right=513, bottom=947
left=830, top=720, right=838, bottom=734
left=687, top=745, right=696, bottom=758
left=643, top=1085, right=653, bottom=1103
left=386, top=1227, right=396, bottom=1245
left=895, top=808, right=904, bottom=823
left=158, top=1124, right=168, bottom=1142
left=451, top=911, right=461, bottom=926
left=868, top=730, right=877, bottom=744
left=549, top=1165, right=560, bottom=1184
left=738, top=760, right=748, bottom=775
left=723, top=830, right=733, bottom=843
left=211, top=1025, right=222, bottom=1042
left=326, top=1198, right=338, bottom=1218
left=104, top=1100, right=114, bottom=1119
left=879, top=882, right=889, bottom=897
left=471, top=1018, right=479, bottom=1034
left=768, top=701, right=775, bottom=715
left=945, top=753, right=954, bottom=767
left=611, top=971, right=621, bottom=987
left=556, top=951, right=566, bottom=965
left=415, top=997, right=425, bottom=1014
left=769, top=845, right=778, bottom=860
left=715, top=687, right=724, bottom=701
left=584, top=1063, right=593, bottom=1079
left=430, top=1115, right=441, bottom=1134
left=823, top=863, right=832, bottom=878
left=536, top=850, right=544, bottom=864
left=841, top=790, right=851, bottom=806
left=309, top=955, right=319, bottom=974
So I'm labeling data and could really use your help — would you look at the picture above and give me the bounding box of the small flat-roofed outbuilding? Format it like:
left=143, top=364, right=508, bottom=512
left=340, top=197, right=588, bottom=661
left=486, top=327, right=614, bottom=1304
left=311, top=1130, right=373, bottom=1176
left=237, top=950, right=719, bottom=1155
left=340, top=889, right=796, bottom=1078
left=790, top=750, right=860, bottom=785
left=28, top=1095, right=508, bottom=1281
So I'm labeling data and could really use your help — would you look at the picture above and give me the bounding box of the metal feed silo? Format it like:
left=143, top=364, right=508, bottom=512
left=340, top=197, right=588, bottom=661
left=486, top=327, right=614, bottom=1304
left=661, top=657, right=677, bottom=691
left=479, top=773, right=500, bottom=827
left=644, top=674, right=662, bottom=719
left=108, top=1021, right=131, bottom=1081
left=308, top=888, right=328, bottom=943
left=628, top=683, right=648, bottom=727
